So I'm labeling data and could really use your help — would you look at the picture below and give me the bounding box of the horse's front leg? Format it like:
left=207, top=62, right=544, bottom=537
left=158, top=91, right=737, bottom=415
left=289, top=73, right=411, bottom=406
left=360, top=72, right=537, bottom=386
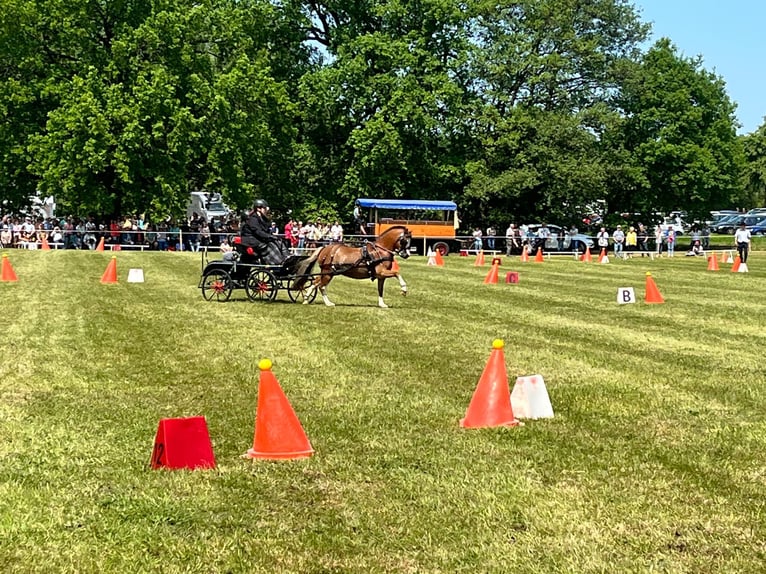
left=377, top=277, right=388, bottom=308
left=396, top=272, right=407, bottom=296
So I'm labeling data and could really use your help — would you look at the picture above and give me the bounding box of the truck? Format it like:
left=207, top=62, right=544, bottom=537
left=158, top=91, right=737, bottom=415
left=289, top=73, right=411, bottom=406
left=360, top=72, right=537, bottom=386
left=355, top=198, right=460, bottom=255
left=186, top=192, right=232, bottom=222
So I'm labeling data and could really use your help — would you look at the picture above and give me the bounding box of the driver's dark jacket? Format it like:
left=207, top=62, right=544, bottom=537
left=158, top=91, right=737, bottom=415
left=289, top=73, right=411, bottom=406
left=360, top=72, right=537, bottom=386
left=240, top=213, right=274, bottom=248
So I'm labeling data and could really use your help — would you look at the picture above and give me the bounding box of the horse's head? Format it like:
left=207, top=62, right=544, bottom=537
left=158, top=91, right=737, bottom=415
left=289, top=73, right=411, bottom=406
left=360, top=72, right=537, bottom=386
left=376, top=225, right=412, bottom=259
left=393, top=227, right=412, bottom=259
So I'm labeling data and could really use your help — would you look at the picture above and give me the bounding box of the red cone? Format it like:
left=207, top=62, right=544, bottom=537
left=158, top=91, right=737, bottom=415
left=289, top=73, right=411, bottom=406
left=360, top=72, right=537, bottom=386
left=391, top=258, right=400, bottom=273
left=483, top=260, right=500, bottom=284
left=100, top=256, right=118, bottom=284
left=1, top=254, right=19, bottom=282
left=534, top=247, right=544, bottom=263
left=244, top=359, right=314, bottom=460
left=645, top=272, right=664, bottom=304
left=707, top=253, right=719, bottom=271
left=95, top=237, right=105, bottom=252
left=460, top=340, right=519, bottom=428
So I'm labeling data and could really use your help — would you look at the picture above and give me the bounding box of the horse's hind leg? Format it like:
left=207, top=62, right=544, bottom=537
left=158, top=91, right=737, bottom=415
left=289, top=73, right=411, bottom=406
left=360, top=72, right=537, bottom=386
left=302, top=281, right=318, bottom=304
left=319, top=275, right=335, bottom=307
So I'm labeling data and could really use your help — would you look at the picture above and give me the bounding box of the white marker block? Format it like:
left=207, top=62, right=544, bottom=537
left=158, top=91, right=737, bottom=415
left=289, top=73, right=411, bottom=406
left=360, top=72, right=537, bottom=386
left=511, top=375, right=554, bottom=419
left=617, top=287, right=636, bottom=304
left=127, top=268, right=145, bottom=283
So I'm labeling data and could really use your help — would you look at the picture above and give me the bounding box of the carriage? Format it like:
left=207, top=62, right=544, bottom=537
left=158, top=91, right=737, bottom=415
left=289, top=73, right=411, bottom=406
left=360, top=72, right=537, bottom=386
left=198, top=245, right=318, bottom=303
left=198, top=225, right=412, bottom=307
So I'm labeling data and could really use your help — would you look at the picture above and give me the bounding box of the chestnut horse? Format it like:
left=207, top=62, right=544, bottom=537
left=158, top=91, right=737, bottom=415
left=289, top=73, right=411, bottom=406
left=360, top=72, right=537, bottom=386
left=292, top=225, right=412, bottom=307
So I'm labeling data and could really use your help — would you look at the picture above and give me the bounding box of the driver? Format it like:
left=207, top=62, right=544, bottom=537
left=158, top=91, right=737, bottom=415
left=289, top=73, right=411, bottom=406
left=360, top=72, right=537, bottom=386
left=240, top=199, right=279, bottom=261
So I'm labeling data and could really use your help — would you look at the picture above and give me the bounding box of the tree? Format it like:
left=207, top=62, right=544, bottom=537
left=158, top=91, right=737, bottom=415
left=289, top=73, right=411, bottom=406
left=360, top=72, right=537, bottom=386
left=461, top=0, right=648, bottom=227
left=610, top=39, right=745, bottom=219
left=741, top=121, right=766, bottom=208
left=1, top=0, right=307, bottom=219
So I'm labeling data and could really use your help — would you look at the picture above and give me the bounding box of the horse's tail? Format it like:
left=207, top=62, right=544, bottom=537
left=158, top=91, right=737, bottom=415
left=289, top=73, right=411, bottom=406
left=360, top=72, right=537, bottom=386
left=292, top=247, right=322, bottom=290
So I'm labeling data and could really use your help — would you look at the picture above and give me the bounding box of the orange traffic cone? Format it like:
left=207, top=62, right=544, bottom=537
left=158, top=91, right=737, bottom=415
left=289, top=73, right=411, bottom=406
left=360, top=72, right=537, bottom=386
left=474, top=250, right=485, bottom=266
left=719, top=251, right=727, bottom=264
left=95, top=237, right=105, bottom=252
left=645, top=272, right=664, bottom=304
left=100, top=256, right=118, bottom=284
left=1, top=254, right=19, bottom=282
left=707, top=253, right=719, bottom=271
left=731, top=256, right=741, bottom=272
left=244, top=359, right=314, bottom=460
left=598, top=249, right=606, bottom=263
left=434, top=248, right=444, bottom=267
left=581, top=246, right=592, bottom=262
left=534, top=247, right=544, bottom=263
left=460, top=340, right=519, bottom=428
left=41, top=235, right=51, bottom=250
left=483, top=260, right=500, bottom=284
left=391, top=258, right=400, bottom=273
left=520, top=245, right=529, bottom=262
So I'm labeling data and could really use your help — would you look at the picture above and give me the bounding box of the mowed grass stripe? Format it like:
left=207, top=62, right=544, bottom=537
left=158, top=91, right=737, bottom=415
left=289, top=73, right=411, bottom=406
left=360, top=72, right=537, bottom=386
left=0, top=249, right=765, bottom=572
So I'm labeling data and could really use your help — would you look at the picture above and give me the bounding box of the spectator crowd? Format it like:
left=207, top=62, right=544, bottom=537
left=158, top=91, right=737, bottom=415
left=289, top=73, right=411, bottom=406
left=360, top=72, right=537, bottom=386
left=0, top=212, right=350, bottom=252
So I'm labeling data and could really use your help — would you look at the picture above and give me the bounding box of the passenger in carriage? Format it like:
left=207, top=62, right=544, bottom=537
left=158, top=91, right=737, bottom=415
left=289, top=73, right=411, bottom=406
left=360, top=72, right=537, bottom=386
left=239, top=199, right=288, bottom=265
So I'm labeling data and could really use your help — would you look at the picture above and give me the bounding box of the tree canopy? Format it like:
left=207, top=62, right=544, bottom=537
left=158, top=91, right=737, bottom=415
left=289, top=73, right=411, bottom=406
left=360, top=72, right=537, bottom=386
left=0, top=0, right=757, bottom=227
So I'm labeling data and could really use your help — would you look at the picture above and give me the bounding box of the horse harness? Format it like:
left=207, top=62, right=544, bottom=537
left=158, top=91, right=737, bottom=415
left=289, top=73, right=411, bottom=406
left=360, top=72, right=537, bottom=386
left=326, top=240, right=398, bottom=280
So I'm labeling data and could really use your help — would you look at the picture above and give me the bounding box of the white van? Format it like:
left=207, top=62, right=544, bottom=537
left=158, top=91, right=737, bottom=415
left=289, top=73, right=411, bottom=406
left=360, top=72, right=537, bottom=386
left=186, top=192, right=232, bottom=221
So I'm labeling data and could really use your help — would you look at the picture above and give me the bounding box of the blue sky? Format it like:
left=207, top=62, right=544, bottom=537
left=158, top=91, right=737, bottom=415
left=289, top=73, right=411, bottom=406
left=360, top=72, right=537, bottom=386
left=635, top=0, right=765, bottom=134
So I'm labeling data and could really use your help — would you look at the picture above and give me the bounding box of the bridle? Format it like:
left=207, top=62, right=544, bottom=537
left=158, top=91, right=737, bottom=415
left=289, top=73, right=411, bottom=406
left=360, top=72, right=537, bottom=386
left=371, top=229, right=410, bottom=260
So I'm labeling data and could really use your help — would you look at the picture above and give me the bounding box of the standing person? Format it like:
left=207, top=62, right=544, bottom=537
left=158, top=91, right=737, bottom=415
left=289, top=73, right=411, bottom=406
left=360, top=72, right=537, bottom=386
left=637, top=223, right=649, bottom=255
left=655, top=225, right=663, bottom=256
left=625, top=226, right=637, bottom=255
left=486, top=225, right=496, bottom=250
left=612, top=225, right=625, bottom=258
left=569, top=224, right=580, bottom=254
left=353, top=201, right=366, bottom=235
left=505, top=223, right=518, bottom=255
left=472, top=227, right=483, bottom=251
left=536, top=223, right=551, bottom=254
left=596, top=226, right=610, bottom=256
left=666, top=227, right=676, bottom=257
left=734, top=221, right=751, bottom=264
left=284, top=219, right=294, bottom=248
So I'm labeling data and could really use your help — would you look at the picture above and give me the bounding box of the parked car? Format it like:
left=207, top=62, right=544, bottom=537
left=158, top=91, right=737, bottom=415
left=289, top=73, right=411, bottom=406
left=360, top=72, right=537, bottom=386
left=658, top=216, right=687, bottom=235
left=710, top=214, right=744, bottom=234
left=523, top=224, right=594, bottom=252
left=750, top=221, right=766, bottom=235
left=708, top=210, right=740, bottom=225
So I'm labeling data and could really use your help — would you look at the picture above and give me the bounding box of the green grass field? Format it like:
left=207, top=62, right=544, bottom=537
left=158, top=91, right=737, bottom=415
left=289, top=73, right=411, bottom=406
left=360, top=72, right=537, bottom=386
left=1, top=248, right=765, bottom=573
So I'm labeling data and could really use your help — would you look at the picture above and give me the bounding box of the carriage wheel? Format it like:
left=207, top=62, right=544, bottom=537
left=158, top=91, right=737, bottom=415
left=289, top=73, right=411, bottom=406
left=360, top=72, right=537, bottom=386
left=287, top=278, right=318, bottom=304
left=245, top=269, right=278, bottom=302
left=433, top=241, right=449, bottom=256
left=201, top=270, right=233, bottom=302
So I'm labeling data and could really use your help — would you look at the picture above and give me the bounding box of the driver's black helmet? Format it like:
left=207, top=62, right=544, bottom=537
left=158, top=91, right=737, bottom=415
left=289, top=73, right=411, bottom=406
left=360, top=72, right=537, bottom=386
left=253, top=199, right=269, bottom=210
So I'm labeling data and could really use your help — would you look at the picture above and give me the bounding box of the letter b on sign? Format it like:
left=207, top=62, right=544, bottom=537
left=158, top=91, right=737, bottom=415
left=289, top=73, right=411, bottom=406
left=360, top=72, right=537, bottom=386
left=617, top=287, right=636, bottom=305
